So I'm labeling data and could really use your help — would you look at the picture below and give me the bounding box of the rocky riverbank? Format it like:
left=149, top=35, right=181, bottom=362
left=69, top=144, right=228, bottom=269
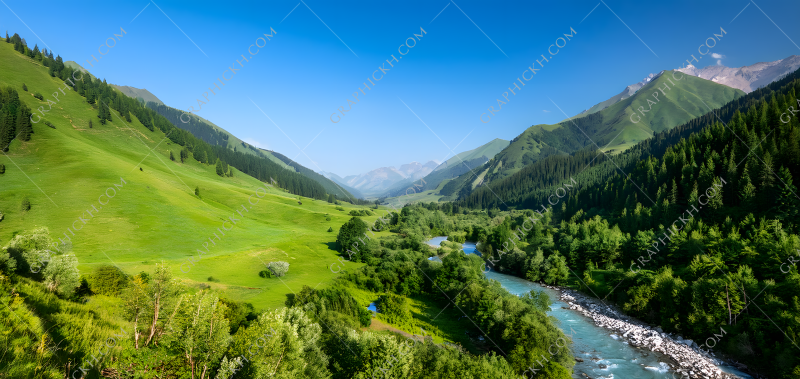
left=544, top=285, right=742, bottom=379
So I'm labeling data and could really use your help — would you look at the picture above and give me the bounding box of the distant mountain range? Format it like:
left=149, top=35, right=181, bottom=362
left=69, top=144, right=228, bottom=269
left=677, top=55, right=800, bottom=93
left=322, top=161, right=439, bottom=197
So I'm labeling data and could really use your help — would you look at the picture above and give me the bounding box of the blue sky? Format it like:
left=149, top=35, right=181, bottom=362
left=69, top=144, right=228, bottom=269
left=2, top=0, right=799, bottom=176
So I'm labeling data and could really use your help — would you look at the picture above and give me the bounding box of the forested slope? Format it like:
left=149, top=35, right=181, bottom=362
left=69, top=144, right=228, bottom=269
left=450, top=66, right=800, bottom=378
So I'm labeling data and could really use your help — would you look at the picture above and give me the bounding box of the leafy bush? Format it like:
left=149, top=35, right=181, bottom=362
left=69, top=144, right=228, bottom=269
left=42, top=254, right=79, bottom=296
left=87, top=265, right=129, bottom=296
left=44, top=120, right=55, bottom=129
left=258, top=269, right=271, bottom=278
left=335, top=206, right=345, bottom=211
left=327, top=227, right=333, bottom=232
left=33, top=92, right=43, bottom=100
left=268, top=261, right=289, bottom=277
left=20, top=198, right=30, bottom=211
left=21, top=83, right=27, bottom=91
left=0, top=163, right=5, bottom=173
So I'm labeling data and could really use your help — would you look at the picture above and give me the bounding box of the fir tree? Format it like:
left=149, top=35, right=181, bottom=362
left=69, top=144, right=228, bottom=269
left=195, top=186, right=200, bottom=197
left=21, top=83, right=27, bottom=91
left=774, top=166, right=799, bottom=229
left=89, top=119, right=93, bottom=129
left=758, top=152, right=776, bottom=210
left=170, top=151, right=175, bottom=161
left=215, top=159, right=224, bottom=176
left=739, top=162, right=757, bottom=212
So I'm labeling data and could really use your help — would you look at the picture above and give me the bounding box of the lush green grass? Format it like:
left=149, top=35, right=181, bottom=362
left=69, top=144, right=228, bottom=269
left=341, top=282, right=486, bottom=353
left=0, top=41, right=386, bottom=311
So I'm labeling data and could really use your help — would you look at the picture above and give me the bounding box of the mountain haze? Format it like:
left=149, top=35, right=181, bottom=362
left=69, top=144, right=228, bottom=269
left=333, top=161, right=439, bottom=197
left=677, top=55, right=800, bottom=93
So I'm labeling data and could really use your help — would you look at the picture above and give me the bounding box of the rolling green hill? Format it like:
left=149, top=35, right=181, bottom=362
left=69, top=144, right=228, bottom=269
left=448, top=71, right=745, bottom=198
left=0, top=40, right=377, bottom=310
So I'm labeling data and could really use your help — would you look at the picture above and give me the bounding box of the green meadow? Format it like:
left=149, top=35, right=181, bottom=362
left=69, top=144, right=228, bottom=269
left=0, top=41, right=385, bottom=311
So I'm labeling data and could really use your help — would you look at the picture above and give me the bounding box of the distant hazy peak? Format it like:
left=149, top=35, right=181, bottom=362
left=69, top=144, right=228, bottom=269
left=676, top=55, right=800, bottom=93
left=110, top=84, right=165, bottom=105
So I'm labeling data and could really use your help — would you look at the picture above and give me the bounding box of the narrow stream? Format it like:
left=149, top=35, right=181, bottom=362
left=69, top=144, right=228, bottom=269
left=425, top=237, right=752, bottom=379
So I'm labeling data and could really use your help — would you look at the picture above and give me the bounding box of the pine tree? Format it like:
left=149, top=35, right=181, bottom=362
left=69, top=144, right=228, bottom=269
left=739, top=162, right=757, bottom=212
left=774, top=166, right=799, bottom=229
left=195, top=186, right=200, bottom=197
left=170, top=151, right=175, bottom=161
left=98, top=99, right=108, bottom=125
left=759, top=152, right=776, bottom=210
left=0, top=164, right=5, bottom=174
left=215, top=159, right=224, bottom=176
left=21, top=83, right=27, bottom=92
left=89, top=119, right=93, bottom=129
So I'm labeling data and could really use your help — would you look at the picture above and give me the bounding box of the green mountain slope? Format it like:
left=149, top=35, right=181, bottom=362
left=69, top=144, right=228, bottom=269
left=433, top=138, right=509, bottom=172
left=382, top=138, right=510, bottom=198
left=0, top=40, right=377, bottom=310
left=123, top=90, right=355, bottom=199
left=449, top=71, right=745, bottom=197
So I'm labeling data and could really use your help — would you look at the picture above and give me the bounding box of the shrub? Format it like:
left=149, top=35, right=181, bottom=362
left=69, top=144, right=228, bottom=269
left=33, top=92, right=43, bottom=100
left=327, top=227, right=333, bottom=232
left=20, top=198, right=30, bottom=211
left=42, top=254, right=80, bottom=296
left=44, top=120, right=55, bottom=129
left=21, top=83, right=27, bottom=91
left=258, top=270, right=271, bottom=278
left=267, top=261, right=289, bottom=277
left=0, top=163, right=5, bottom=173
left=325, top=217, right=331, bottom=221
left=87, top=265, right=129, bottom=296
left=335, top=206, right=345, bottom=211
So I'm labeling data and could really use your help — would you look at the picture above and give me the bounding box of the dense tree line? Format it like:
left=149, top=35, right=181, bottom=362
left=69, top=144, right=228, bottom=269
left=146, top=101, right=362, bottom=202
left=147, top=102, right=230, bottom=146
left=269, top=150, right=367, bottom=204
left=0, top=86, right=33, bottom=150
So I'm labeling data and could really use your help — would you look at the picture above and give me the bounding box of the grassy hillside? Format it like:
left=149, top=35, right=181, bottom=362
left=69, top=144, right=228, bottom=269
left=0, top=40, right=379, bottom=310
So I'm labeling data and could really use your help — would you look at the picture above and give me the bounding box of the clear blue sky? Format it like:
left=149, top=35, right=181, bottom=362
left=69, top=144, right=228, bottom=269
left=2, top=0, right=799, bottom=176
